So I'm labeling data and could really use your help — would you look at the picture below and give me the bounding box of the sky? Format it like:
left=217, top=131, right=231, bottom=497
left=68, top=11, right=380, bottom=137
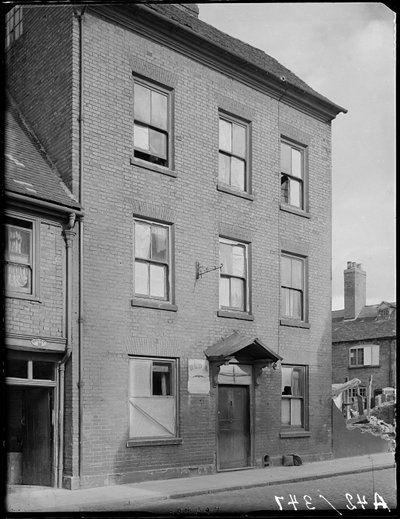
left=199, top=2, right=396, bottom=310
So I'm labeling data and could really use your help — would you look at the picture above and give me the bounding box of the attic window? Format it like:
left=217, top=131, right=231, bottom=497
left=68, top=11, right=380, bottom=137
left=6, top=7, right=23, bottom=48
left=378, top=308, right=390, bottom=319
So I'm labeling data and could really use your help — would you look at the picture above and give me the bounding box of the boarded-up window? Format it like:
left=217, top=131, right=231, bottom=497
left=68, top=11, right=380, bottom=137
left=129, top=358, right=176, bottom=438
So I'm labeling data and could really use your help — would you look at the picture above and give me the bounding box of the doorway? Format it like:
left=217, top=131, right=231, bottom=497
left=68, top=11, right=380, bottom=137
left=7, top=386, right=54, bottom=486
left=217, top=385, right=250, bottom=470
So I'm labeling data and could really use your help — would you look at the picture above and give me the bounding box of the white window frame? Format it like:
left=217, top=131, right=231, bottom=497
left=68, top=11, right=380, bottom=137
left=128, top=356, right=178, bottom=440
left=5, top=213, right=39, bottom=299
left=5, top=6, right=23, bottom=49
left=281, top=253, right=306, bottom=321
left=349, top=345, right=380, bottom=367
left=218, top=113, right=250, bottom=193
left=133, top=77, right=171, bottom=168
left=281, top=364, right=308, bottom=429
left=219, top=237, right=249, bottom=313
left=133, top=218, right=172, bottom=302
left=280, top=139, right=306, bottom=210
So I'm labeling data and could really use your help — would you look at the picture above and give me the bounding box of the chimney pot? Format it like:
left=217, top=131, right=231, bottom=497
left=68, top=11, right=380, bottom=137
left=344, top=261, right=366, bottom=319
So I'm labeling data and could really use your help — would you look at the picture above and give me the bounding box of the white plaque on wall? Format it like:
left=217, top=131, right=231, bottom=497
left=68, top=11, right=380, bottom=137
left=188, top=359, right=210, bottom=394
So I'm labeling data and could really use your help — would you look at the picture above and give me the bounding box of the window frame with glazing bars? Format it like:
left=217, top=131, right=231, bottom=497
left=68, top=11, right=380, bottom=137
left=280, top=253, right=306, bottom=321
left=349, top=345, right=380, bottom=367
left=281, top=364, right=308, bottom=430
left=5, top=6, right=23, bottom=49
left=133, top=78, right=171, bottom=168
left=219, top=237, right=249, bottom=313
left=5, top=213, right=39, bottom=300
left=133, top=218, right=171, bottom=302
left=218, top=113, right=250, bottom=194
left=280, top=139, right=306, bottom=210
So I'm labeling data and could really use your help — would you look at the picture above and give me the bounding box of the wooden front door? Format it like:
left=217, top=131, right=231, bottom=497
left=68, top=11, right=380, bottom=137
left=217, top=385, right=250, bottom=470
left=22, top=388, right=53, bottom=486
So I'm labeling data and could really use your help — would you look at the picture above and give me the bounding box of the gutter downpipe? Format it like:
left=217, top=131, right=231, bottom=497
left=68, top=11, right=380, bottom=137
left=58, top=213, right=76, bottom=487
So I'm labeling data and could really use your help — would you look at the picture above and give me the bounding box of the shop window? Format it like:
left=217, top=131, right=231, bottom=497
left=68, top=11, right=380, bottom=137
left=219, top=238, right=249, bottom=313
left=129, top=357, right=177, bottom=439
left=281, top=365, right=308, bottom=429
left=349, top=345, right=379, bottom=367
left=218, top=114, right=249, bottom=193
left=281, top=140, right=306, bottom=210
left=133, top=78, right=170, bottom=167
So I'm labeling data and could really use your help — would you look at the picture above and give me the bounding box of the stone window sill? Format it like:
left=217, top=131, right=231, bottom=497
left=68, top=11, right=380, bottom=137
left=127, top=438, right=183, bottom=447
left=280, top=430, right=311, bottom=439
left=280, top=319, right=310, bottom=329
left=130, top=157, right=177, bottom=178
left=5, top=293, right=41, bottom=303
left=131, top=299, right=178, bottom=312
left=218, top=310, right=254, bottom=321
left=280, top=203, right=310, bottom=219
left=217, top=183, right=254, bottom=201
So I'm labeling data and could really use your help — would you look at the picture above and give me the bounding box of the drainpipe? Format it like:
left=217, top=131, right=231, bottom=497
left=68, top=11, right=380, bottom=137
left=57, top=213, right=76, bottom=488
left=74, top=5, right=86, bottom=484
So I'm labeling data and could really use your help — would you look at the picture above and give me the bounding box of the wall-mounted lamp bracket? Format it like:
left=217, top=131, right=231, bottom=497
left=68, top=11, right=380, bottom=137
left=196, top=261, right=223, bottom=280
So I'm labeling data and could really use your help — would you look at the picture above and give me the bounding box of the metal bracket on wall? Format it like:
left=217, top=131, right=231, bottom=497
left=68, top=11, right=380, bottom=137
left=195, top=261, right=223, bottom=280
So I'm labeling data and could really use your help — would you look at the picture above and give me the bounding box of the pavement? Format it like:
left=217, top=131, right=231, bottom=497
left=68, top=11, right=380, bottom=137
left=5, top=452, right=396, bottom=513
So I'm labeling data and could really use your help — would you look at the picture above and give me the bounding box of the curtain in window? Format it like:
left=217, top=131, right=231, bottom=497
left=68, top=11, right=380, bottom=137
left=7, top=264, right=30, bottom=289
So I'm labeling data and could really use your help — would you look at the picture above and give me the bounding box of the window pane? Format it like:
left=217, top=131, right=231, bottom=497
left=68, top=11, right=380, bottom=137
left=231, top=245, right=245, bottom=277
left=134, top=84, right=151, bottom=124
left=230, top=277, right=244, bottom=310
left=291, top=258, right=303, bottom=289
left=281, top=142, right=291, bottom=174
left=7, top=264, right=31, bottom=292
left=7, top=226, right=31, bottom=263
left=363, top=347, right=371, bottom=366
left=149, top=129, right=167, bottom=159
left=151, top=90, right=167, bottom=131
left=150, top=264, right=166, bottom=298
left=290, top=290, right=303, bottom=319
left=33, top=361, right=54, bottom=380
left=291, top=399, right=302, bottom=426
left=219, top=153, right=230, bottom=184
left=281, top=366, right=292, bottom=394
left=151, top=226, right=168, bottom=262
left=281, top=287, right=290, bottom=317
left=219, top=119, right=231, bottom=153
left=6, top=359, right=27, bottom=378
left=231, top=157, right=245, bottom=190
left=281, top=256, right=291, bottom=287
left=134, top=261, right=149, bottom=295
left=281, top=175, right=289, bottom=204
left=291, top=148, right=302, bottom=178
left=220, top=243, right=232, bottom=274
left=134, top=123, right=149, bottom=151
left=130, top=358, right=152, bottom=396
left=219, top=276, right=230, bottom=307
left=232, top=123, right=246, bottom=158
left=152, top=363, right=172, bottom=395
left=292, top=367, right=303, bottom=396
left=289, top=178, right=302, bottom=208
left=135, top=221, right=151, bottom=259
left=281, top=399, right=290, bottom=425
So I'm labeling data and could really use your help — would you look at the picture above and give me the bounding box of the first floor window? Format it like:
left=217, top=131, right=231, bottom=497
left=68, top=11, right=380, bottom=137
left=5, top=217, right=34, bottom=295
left=281, top=253, right=305, bottom=320
left=133, top=219, right=171, bottom=301
left=349, top=345, right=379, bottom=367
left=219, top=238, right=248, bottom=312
left=129, top=357, right=177, bottom=438
left=281, top=365, right=307, bottom=428
left=281, top=140, right=305, bottom=209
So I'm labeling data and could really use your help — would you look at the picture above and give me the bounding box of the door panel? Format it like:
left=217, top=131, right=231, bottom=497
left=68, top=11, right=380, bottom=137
left=22, top=388, right=53, bottom=486
left=218, top=385, right=250, bottom=470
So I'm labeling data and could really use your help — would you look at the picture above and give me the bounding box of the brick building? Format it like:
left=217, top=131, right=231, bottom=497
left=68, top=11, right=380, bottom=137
left=332, top=262, right=396, bottom=411
left=5, top=4, right=346, bottom=489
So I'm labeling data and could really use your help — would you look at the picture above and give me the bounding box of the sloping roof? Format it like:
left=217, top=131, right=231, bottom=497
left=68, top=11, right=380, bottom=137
left=136, top=4, right=346, bottom=116
left=332, top=302, right=396, bottom=343
left=205, top=331, right=282, bottom=362
left=5, top=107, right=81, bottom=211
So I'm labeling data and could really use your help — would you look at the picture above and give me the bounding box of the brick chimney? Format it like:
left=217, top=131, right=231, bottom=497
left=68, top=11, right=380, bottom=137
left=174, top=4, right=199, bottom=17
left=344, top=261, right=366, bottom=320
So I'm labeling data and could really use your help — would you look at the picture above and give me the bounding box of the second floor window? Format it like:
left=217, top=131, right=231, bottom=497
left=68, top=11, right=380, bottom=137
left=219, top=238, right=248, bottom=312
left=133, top=219, right=170, bottom=301
left=133, top=80, right=169, bottom=167
left=5, top=217, right=34, bottom=296
left=281, top=140, right=305, bottom=209
left=281, top=254, right=305, bottom=320
left=219, top=116, right=248, bottom=192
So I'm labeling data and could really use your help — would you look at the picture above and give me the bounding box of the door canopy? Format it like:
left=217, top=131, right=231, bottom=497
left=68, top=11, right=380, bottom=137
left=205, top=331, right=282, bottom=387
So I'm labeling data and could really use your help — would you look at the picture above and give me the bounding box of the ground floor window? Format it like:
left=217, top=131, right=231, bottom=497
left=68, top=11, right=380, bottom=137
left=281, top=364, right=308, bottom=429
left=129, top=357, right=177, bottom=439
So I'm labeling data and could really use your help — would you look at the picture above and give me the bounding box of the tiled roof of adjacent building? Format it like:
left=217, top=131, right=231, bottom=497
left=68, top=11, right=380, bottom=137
left=332, top=302, right=396, bottom=343
left=138, top=3, right=347, bottom=115
left=5, top=105, right=81, bottom=211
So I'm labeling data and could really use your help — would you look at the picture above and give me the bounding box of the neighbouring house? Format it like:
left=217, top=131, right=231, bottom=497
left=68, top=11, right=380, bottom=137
left=4, top=3, right=346, bottom=489
left=332, top=262, right=396, bottom=417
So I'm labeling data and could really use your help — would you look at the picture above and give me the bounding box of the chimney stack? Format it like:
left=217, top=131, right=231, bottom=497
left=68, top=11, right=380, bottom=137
left=344, top=261, right=366, bottom=320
